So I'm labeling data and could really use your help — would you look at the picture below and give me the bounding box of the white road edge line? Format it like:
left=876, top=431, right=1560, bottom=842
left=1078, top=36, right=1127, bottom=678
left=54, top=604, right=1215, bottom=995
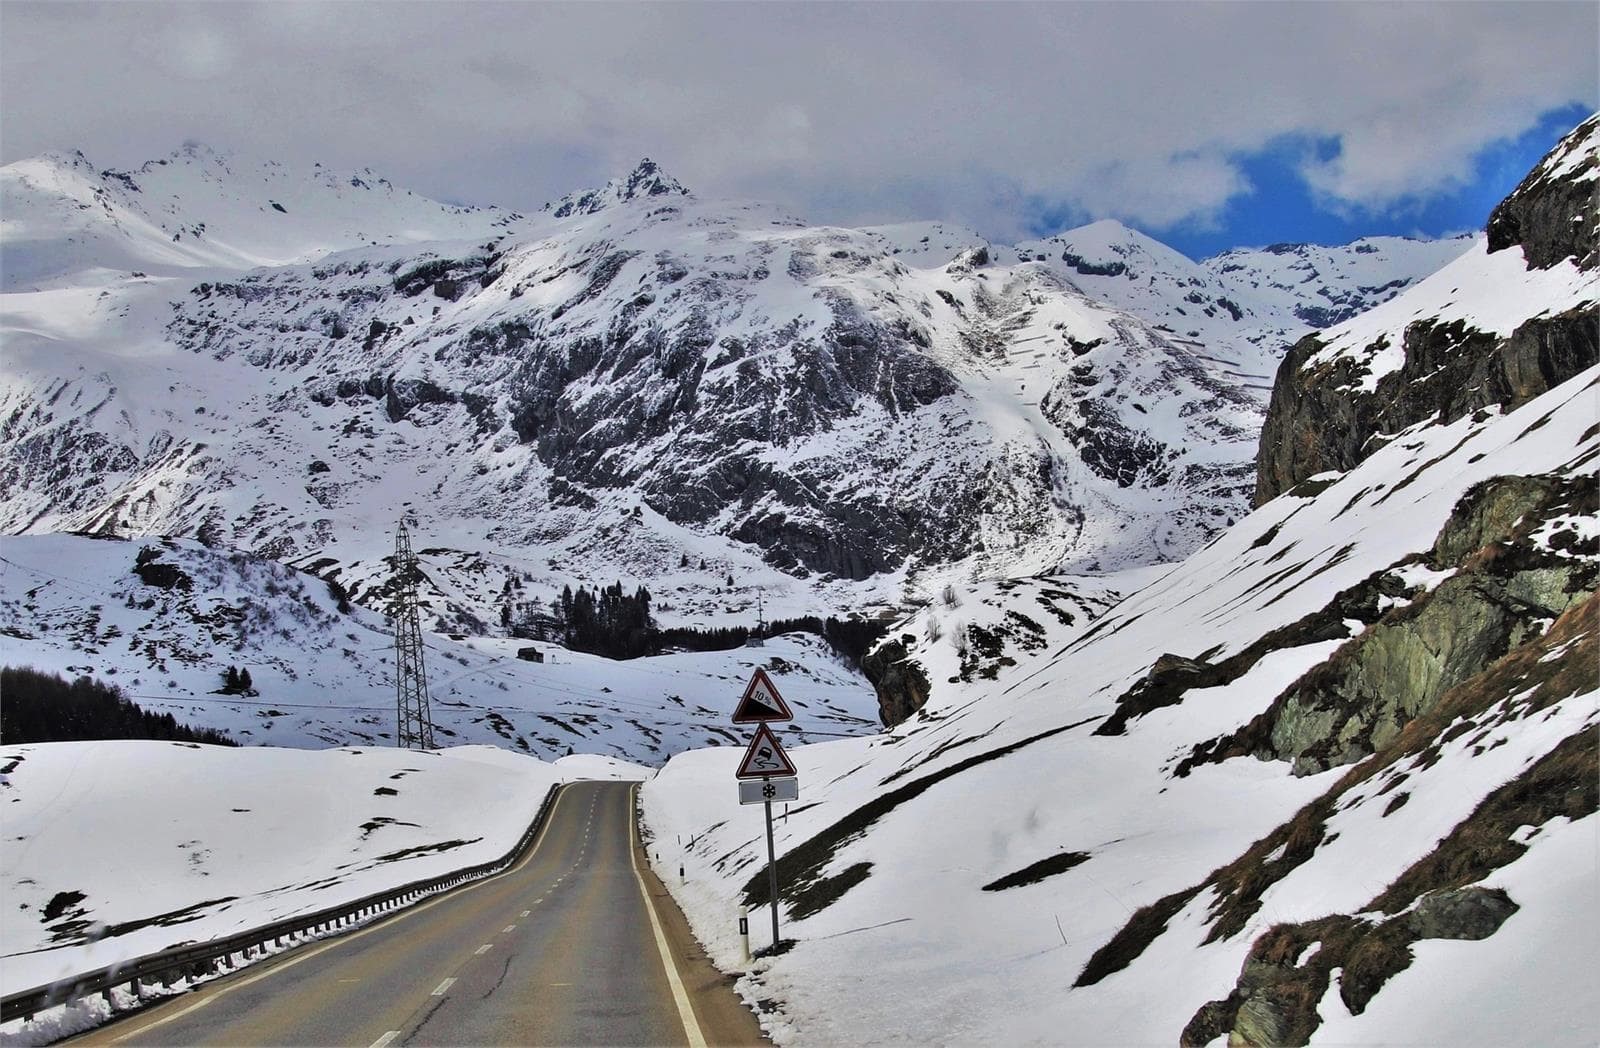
left=628, top=783, right=708, bottom=1048
left=108, top=785, right=578, bottom=1043
left=431, top=978, right=456, bottom=997
left=370, top=1031, right=401, bottom=1048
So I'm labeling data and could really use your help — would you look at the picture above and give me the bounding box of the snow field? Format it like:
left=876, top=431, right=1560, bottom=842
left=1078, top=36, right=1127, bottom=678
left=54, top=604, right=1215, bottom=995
left=0, top=742, right=643, bottom=1000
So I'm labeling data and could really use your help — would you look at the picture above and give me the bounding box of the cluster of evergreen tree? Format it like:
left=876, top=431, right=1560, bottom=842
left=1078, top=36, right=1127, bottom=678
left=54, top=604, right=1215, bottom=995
left=219, top=665, right=255, bottom=694
left=0, top=667, right=237, bottom=746
left=551, top=583, right=657, bottom=659
left=766, top=615, right=890, bottom=668
left=535, top=580, right=889, bottom=665
left=653, top=624, right=753, bottom=652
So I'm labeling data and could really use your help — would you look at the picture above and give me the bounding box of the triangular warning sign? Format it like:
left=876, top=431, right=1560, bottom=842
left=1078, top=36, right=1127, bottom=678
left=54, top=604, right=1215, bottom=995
left=735, top=723, right=798, bottom=780
left=732, top=667, right=794, bottom=724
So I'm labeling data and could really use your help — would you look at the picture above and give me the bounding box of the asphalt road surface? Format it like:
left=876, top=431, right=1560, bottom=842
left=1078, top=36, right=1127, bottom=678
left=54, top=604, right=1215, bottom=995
left=76, top=780, right=766, bottom=1047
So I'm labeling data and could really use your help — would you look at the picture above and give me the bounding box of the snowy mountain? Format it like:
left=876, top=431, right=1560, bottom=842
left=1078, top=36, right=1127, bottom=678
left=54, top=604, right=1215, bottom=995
left=1016, top=219, right=1472, bottom=393
left=0, top=143, right=519, bottom=291
left=640, top=115, right=1598, bottom=1045
left=1, top=148, right=1462, bottom=637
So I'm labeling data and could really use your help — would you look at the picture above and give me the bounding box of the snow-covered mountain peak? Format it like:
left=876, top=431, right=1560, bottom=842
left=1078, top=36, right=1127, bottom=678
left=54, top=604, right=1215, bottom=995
left=545, top=157, right=691, bottom=218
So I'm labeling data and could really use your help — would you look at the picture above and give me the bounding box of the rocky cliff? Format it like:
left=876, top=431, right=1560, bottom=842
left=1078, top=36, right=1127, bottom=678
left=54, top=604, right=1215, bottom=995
left=1256, top=115, right=1598, bottom=505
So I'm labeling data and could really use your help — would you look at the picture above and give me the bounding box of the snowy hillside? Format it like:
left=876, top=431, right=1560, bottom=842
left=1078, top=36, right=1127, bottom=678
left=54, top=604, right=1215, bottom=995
left=0, top=535, right=878, bottom=761
left=0, top=742, right=640, bottom=1005
left=1, top=150, right=1463, bottom=638
left=0, top=144, right=519, bottom=290
left=639, top=118, right=1598, bottom=1046
left=644, top=322, right=1598, bottom=1048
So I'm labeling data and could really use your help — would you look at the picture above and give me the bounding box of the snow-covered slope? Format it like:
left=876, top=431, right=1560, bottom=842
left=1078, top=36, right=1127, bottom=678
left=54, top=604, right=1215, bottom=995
left=0, top=535, right=878, bottom=761
left=639, top=118, right=1599, bottom=1046
left=0, top=144, right=519, bottom=290
left=1205, top=234, right=1475, bottom=329
left=644, top=328, right=1599, bottom=1048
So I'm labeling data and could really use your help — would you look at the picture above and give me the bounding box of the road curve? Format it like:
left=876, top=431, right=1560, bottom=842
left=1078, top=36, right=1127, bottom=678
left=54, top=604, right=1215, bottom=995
left=73, top=780, right=766, bottom=1047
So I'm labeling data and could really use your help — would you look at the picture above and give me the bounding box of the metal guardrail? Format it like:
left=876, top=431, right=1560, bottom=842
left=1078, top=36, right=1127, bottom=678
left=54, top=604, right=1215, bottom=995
left=1, top=782, right=563, bottom=1026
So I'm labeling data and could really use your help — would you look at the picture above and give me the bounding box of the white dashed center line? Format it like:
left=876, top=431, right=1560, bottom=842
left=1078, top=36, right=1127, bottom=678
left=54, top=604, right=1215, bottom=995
left=431, top=978, right=456, bottom=996
left=475, top=944, right=493, bottom=955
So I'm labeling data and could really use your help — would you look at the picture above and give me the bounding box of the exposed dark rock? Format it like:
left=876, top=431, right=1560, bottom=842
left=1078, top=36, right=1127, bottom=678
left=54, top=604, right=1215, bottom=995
left=1405, top=886, right=1519, bottom=941
left=1109, top=567, right=1415, bottom=741
left=1256, top=307, right=1598, bottom=504
left=1486, top=114, right=1598, bottom=270
left=861, top=634, right=932, bottom=727
left=133, top=546, right=192, bottom=590
left=1198, top=474, right=1596, bottom=775
left=384, top=376, right=455, bottom=423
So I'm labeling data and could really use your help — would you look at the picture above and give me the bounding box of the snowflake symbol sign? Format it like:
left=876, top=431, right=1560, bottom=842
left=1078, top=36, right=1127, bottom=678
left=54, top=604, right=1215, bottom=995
left=762, top=781, right=777, bottom=799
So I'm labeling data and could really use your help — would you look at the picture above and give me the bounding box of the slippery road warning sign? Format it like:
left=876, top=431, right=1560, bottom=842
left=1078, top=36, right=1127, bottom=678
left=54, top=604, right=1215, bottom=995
left=732, top=668, right=794, bottom=724
left=735, top=723, right=798, bottom=779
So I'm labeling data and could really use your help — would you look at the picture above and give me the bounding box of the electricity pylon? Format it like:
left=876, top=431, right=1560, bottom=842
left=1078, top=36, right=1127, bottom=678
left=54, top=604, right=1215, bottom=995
left=392, top=519, right=436, bottom=749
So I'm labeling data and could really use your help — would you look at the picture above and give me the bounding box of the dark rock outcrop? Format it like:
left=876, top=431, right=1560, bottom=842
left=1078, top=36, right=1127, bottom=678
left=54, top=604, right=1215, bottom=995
left=1405, top=886, right=1519, bottom=941
left=861, top=634, right=932, bottom=727
left=1196, top=473, right=1596, bottom=775
left=1256, top=306, right=1597, bottom=504
left=1486, top=113, right=1599, bottom=271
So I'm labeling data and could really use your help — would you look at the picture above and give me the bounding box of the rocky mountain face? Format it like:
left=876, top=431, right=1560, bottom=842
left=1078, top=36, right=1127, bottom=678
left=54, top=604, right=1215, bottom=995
left=1256, top=115, right=1599, bottom=504
left=2, top=146, right=1467, bottom=635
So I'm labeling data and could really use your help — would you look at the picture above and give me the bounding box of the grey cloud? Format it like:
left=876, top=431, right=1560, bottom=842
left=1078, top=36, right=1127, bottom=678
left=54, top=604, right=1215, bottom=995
left=2, top=1, right=1594, bottom=240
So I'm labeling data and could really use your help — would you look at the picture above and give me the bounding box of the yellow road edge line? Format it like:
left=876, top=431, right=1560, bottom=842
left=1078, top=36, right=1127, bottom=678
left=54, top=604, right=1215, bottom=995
left=108, top=783, right=576, bottom=1044
left=629, top=782, right=708, bottom=1048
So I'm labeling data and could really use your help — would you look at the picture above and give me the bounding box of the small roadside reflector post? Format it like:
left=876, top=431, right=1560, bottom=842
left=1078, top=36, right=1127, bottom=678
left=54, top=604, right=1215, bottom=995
left=739, top=913, right=751, bottom=961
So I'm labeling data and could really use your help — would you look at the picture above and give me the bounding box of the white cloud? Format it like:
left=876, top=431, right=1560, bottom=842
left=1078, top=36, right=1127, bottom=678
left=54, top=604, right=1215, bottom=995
left=1, top=1, right=1593, bottom=240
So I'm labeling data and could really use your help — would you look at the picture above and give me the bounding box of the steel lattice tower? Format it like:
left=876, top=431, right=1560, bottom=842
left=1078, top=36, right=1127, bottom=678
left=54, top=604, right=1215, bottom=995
left=392, top=520, right=436, bottom=749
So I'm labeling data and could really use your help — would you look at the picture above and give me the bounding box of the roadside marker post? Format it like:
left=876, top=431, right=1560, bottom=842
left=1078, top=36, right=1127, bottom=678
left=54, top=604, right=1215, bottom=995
left=731, top=668, right=798, bottom=951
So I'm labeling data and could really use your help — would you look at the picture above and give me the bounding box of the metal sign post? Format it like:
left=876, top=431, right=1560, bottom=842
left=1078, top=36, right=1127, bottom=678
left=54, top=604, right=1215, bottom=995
left=763, top=798, right=780, bottom=948
left=731, top=667, right=798, bottom=952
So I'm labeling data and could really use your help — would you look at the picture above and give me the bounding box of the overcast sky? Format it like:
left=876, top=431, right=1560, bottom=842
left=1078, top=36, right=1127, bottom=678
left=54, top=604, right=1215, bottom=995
left=2, top=2, right=1595, bottom=256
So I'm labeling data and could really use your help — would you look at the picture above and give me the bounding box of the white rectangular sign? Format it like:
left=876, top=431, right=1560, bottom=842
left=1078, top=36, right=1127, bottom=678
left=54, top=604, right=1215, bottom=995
left=738, top=776, right=799, bottom=805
